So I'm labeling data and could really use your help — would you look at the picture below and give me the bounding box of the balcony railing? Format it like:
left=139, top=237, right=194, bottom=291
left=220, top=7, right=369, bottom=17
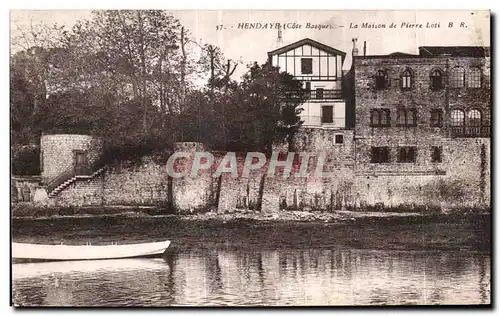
left=450, top=126, right=490, bottom=138
left=306, top=89, right=343, bottom=100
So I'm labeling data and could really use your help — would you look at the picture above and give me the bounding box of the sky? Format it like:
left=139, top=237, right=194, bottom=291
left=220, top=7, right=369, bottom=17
left=10, top=9, right=491, bottom=79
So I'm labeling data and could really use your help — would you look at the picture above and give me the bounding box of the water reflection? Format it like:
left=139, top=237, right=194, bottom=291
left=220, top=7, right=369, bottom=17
left=12, top=249, right=490, bottom=306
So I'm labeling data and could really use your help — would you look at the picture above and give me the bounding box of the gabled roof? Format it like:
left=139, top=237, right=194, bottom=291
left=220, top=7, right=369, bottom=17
left=418, top=46, right=489, bottom=57
left=267, top=38, right=346, bottom=57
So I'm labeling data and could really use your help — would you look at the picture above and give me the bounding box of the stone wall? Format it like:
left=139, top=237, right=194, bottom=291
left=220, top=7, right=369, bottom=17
left=11, top=176, right=41, bottom=203
left=37, top=128, right=490, bottom=211
left=54, top=174, right=105, bottom=206
left=261, top=128, right=356, bottom=212
left=103, top=158, right=170, bottom=206
left=50, top=157, right=172, bottom=208
left=352, top=138, right=490, bottom=208
left=216, top=156, right=263, bottom=211
left=172, top=143, right=214, bottom=211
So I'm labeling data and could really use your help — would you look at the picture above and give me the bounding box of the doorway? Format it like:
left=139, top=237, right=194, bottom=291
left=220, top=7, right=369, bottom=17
left=73, top=150, right=88, bottom=175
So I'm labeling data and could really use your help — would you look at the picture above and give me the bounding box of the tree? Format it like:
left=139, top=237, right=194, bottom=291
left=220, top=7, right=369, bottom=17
left=182, top=61, right=306, bottom=152
left=233, top=62, right=306, bottom=151
left=11, top=11, right=305, bottom=172
left=12, top=10, right=199, bottom=146
left=36, top=88, right=115, bottom=135
left=11, top=22, right=71, bottom=144
left=198, top=43, right=240, bottom=89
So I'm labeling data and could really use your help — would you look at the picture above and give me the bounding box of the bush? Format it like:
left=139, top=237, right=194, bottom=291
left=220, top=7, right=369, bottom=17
left=12, top=145, right=40, bottom=175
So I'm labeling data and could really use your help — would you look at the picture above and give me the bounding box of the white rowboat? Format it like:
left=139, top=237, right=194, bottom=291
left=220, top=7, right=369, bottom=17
left=12, top=240, right=171, bottom=261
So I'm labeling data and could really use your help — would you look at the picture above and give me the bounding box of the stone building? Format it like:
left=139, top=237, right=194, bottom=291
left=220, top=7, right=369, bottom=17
left=353, top=45, right=491, bottom=208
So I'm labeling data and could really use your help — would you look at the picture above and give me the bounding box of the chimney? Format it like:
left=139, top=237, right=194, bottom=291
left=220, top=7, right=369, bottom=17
left=276, top=24, right=283, bottom=48
left=352, top=38, right=358, bottom=56
left=363, top=41, right=367, bottom=56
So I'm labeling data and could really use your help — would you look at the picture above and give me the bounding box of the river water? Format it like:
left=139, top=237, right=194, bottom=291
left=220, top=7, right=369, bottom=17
left=12, top=248, right=490, bottom=306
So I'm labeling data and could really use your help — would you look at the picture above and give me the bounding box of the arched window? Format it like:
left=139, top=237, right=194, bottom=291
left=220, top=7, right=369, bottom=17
left=401, top=68, right=413, bottom=89
left=380, top=109, right=390, bottom=126
left=370, top=109, right=391, bottom=127
left=467, top=67, right=482, bottom=88
left=397, top=108, right=406, bottom=125
left=396, top=108, right=417, bottom=126
left=371, top=109, right=380, bottom=126
left=451, top=110, right=465, bottom=126
left=450, top=67, right=465, bottom=88
left=430, top=69, right=444, bottom=90
left=407, top=109, right=416, bottom=125
left=375, top=70, right=388, bottom=90
left=467, top=109, right=482, bottom=126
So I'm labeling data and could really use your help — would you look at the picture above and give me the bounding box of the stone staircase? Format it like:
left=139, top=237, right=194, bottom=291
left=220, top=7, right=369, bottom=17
left=47, top=167, right=107, bottom=198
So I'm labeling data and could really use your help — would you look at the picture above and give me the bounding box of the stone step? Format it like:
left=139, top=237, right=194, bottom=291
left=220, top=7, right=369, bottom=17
left=48, top=167, right=107, bottom=198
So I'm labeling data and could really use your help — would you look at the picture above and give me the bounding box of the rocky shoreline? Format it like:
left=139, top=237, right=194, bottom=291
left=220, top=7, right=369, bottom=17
left=11, top=203, right=489, bottom=222
left=11, top=205, right=491, bottom=252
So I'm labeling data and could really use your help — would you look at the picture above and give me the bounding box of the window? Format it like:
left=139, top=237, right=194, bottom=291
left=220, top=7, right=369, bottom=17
left=407, top=109, right=416, bottom=126
left=396, top=108, right=417, bottom=126
left=431, top=146, right=442, bottom=163
left=316, top=88, right=324, bottom=99
left=397, top=147, right=416, bottom=163
left=370, top=109, right=391, bottom=127
left=430, top=69, right=444, bottom=90
left=397, top=109, right=406, bottom=126
left=371, top=109, right=380, bottom=126
left=401, top=68, right=413, bottom=89
left=449, top=67, right=465, bottom=88
left=450, top=109, right=465, bottom=126
left=468, top=109, right=482, bottom=126
left=301, top=58, right=313, bottom=74
left=430, top=109, right=443, bottom=127
left=371, top=147, right=390, bottom=163
left=380, top=110, right=390, bottom=126
left=335, top=134, right=344, bottom=144
left=375, top=70, right=388, bottom=90
left=305, top=82, right=311, bottom=91
left=321, top=106, right=333, bottom=124
left=467, top=67, right=482, bottom=88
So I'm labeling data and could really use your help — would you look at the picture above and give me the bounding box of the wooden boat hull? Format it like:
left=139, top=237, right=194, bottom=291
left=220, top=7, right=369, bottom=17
left=12, top=240, right=171, bottom=261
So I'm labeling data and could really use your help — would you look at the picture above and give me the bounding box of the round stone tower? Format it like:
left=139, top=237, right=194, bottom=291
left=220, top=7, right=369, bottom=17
left=40, top=134, right=101, bottom=183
